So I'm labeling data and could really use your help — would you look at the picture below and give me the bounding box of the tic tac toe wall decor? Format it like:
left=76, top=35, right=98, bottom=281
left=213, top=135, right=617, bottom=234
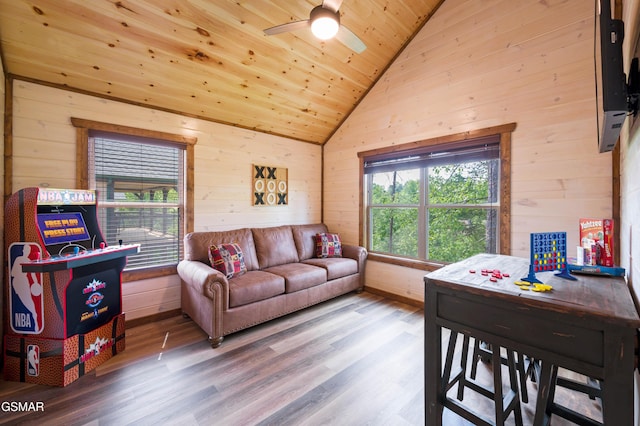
left=252, top=164, right=288, bottom=206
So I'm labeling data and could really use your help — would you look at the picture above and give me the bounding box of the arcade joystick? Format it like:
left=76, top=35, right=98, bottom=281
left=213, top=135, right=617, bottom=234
left=100, top=242, right=106, bottom=249
left=73, top=246, right=80, bottom=255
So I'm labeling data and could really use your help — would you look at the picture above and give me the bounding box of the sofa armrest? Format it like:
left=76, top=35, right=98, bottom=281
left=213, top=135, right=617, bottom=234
left=342, top=244, right=367, bottom=264
left=177, top=260, right=230, bottom=309
left=341, top=244, right=368, bottom=288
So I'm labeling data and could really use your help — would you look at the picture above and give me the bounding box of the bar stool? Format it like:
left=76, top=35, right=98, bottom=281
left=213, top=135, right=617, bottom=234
left=534, top=361, right=603, bottom=426
left=442, top=330, right=523, bottom=426
left=469, top=339, right=539, bottom=403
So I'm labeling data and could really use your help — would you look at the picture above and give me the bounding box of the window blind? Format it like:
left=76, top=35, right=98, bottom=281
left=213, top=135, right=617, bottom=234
left=89, top=133, right=184, bottom=270
left=363, top=135, right=500, bottom=174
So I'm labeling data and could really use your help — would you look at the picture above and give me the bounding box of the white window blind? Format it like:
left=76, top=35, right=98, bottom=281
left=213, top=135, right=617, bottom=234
left=89, top=133, right=184, bottom=270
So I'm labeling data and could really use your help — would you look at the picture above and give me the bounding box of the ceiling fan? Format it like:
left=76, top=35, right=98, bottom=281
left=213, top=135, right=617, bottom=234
left=263, top=0, right=367, bottom=54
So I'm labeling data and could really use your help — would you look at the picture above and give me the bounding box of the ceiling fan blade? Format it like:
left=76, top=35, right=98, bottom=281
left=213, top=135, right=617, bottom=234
left=336, top=25, right=366, bottom=53
left=264, top=19, right=310, bottom=36
left=322, top=0, right=344, bottom=13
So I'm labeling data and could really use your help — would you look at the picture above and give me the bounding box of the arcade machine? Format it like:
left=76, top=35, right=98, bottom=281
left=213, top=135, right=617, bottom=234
left=3, top=187, right=139, bottom=386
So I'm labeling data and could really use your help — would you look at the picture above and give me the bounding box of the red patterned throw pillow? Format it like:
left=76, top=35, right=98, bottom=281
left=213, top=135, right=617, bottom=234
left=315, top=233, right=342, bottom=258
left=208, top=243, right=247, bottom=279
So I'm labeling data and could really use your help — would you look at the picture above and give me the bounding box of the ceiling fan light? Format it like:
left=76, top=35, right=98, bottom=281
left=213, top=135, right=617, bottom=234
left=311, top=16, right=339, bottom=40
left=309, top=6, right=340, bottom=40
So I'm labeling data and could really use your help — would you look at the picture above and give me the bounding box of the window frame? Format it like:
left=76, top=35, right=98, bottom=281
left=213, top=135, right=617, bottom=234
left=357, top=123, right=515, bottom=271
left=72, top=117, right=196, bottom=282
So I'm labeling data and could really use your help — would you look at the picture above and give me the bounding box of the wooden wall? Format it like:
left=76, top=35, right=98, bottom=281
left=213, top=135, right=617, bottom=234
left=1, top=0, right=630, bottom=317
left=1, top=58, right=4, bottom=353
left=621, top=0, right=640, bottom=304
left=323, top=0, right=613, bottom=301
left=619, top=0, right=640, bottom=419
left=5, top=80, right=322, bottom=320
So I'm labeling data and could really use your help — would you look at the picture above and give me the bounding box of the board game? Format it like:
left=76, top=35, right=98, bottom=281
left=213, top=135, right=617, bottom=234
left=521, top=232, right=575, bottom=283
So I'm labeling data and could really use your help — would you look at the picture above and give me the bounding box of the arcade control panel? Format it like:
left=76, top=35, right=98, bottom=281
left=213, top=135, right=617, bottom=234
left=20, top=243, right=141, bottom=272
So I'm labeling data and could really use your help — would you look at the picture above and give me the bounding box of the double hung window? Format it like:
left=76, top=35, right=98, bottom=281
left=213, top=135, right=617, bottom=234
left=72, top=117, right=196, bottom=278
left=360, top=125, right=513, bottom=266
left=89, top=134, right=184, bottom=270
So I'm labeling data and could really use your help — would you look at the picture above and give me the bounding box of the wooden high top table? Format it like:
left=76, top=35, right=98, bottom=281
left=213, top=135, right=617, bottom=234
left=424, top=253, right=640, bottom=425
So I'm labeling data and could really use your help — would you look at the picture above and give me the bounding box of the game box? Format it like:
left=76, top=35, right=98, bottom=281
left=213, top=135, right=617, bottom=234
left=579, top=218, right=614, bottom=267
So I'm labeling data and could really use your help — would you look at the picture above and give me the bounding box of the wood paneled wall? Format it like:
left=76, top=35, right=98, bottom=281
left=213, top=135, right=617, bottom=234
left=620, top=1, right=640, bottom=312
left=1, top=58, right=5, bottom=355
left=323, top=0, right=612, bottom=301
left=2, top=0, right=629, bottom=314
left=5, top=80, right=322, bottom=320
left=619, top=1, right=640, bottom=420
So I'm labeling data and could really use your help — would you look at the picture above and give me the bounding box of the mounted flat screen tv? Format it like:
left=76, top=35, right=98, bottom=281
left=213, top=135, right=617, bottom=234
left=595, top=0, right=628, bottom=152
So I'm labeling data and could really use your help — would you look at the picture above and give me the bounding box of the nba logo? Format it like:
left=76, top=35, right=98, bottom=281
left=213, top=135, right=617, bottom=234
left=9, top=242, right=45, bottom=334
left=27, top=345, right=40, bottom=377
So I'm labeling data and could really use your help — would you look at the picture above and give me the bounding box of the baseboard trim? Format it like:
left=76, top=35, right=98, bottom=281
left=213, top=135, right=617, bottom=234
left=364, top=287, right=424, bottom=308
left=125, top=308, right=183, bottom=328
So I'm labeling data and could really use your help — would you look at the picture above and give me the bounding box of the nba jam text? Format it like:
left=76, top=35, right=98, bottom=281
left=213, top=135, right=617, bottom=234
left=1, top=401, right=45, bottom=412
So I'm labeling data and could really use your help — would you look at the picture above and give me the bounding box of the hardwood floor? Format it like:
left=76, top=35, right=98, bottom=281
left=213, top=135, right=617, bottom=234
left=0, top=292, right=602, bottom=425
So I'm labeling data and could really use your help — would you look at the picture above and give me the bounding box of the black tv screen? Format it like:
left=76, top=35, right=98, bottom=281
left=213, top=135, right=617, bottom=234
left=595, top=0, right=628, bottom=152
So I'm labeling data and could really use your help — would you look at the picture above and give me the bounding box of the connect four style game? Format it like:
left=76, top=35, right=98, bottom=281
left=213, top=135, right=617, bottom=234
left=522, top=232, right=575, bottom=283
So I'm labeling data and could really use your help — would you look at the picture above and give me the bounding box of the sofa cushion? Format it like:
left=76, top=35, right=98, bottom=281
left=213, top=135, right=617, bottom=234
left=265, top=263, right=327, bottom=293
left=252, top=226, right=299, bottom=269
left=315, top=233, right=342, bottom=258
left=291, top=224, right=329, bottom=261
left=302, top=257, right=358, bottom=280
left=228, top=270, right=285, bottom=308
left=208, top=243, right=247, bottom=279
left=184, top=228, right=259, bottom=271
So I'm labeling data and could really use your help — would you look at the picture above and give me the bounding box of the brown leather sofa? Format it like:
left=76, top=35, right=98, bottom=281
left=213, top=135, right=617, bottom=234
left=177, top=224, right=367, bottom=347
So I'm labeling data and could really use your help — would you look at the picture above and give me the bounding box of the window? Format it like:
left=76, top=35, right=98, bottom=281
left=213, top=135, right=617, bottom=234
left=90, top=135, right=183, bottom=269
left=359, top=124, right=514, bottom=268
left=72, top=118, right=196, bottom=280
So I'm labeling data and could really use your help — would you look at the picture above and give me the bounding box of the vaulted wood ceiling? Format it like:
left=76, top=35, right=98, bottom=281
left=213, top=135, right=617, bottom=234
left=0, top=0, right=442, bottom=144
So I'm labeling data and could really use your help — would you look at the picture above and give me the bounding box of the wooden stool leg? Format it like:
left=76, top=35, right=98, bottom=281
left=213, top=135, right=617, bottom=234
left=506, top=350, right=524, bottom=426
left=456, top=334, right=471, bottom=401
left=470, top=339, right=531, bottom=405
left=442, top=330, right=458, bottom=392
left=539, top=366, right=603, bottom=426
left=547, top=365, right=559, bottom=415
left=444, top=336, right=523, bottom=426
left=470, top=338, right=480, bottom=379
left=470, top=339, right=491, bottom=379
left=488, top=346, right=524, bottom=426
left=516, top=352, right=529, bottom=403
left=533, top=361, right=554, bottom=426
left=492, top=346, right=506, bottom=426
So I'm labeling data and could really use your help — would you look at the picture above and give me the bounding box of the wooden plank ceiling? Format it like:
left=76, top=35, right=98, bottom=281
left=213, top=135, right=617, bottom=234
left=0, top=0, right=442, bottom=144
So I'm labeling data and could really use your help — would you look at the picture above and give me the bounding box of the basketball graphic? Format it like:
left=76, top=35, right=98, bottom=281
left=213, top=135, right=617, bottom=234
left=9, top=242, right=44, bottom=334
